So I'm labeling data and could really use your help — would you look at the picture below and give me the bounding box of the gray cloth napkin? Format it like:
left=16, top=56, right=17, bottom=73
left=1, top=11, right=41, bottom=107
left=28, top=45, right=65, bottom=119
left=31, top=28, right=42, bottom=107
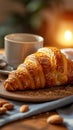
left=0, top=95, right=73, bottom=130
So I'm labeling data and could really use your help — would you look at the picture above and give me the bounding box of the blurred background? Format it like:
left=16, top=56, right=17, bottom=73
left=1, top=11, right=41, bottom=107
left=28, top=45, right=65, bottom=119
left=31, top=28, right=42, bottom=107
left=0, top=0, right=73, bottom=48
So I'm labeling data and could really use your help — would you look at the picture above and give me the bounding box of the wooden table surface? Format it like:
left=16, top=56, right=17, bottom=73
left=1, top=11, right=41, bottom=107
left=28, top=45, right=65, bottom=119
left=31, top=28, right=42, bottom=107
left=1, top=112, right=67, bottom=130
left=0, top=49, right=67, bottom=130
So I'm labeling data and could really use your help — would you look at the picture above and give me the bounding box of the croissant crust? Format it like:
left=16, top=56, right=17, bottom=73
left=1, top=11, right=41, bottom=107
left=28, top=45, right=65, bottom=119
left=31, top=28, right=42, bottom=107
left=4, top=47, right=73, bottom=91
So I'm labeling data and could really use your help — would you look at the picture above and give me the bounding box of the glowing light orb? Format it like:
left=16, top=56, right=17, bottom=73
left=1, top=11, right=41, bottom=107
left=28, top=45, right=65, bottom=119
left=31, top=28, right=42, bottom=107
left=64, top=30, right=72, bottom=41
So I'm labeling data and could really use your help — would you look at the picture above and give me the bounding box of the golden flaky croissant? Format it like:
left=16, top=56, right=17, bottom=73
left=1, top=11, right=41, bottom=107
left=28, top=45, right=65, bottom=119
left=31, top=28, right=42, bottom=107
left=4, top=47, right=73, bottom=91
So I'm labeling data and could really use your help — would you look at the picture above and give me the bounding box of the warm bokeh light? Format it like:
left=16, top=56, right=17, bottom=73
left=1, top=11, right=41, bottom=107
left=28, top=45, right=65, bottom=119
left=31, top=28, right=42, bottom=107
left=56, top=22, right=73, bottom=47
left=64, top=30, right=72, bottom=41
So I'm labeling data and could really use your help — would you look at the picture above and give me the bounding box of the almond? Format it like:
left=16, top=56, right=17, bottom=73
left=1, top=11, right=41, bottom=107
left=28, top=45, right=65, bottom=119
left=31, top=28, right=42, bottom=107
left=47, top=114, right=63, bottom=125
left=0, top=99, right=9, bottom=107
left=3, top=103, right=14, bottom=110
left=20, top=105, right=29, bottom=113
left=0, top=107, right=7, bottom=114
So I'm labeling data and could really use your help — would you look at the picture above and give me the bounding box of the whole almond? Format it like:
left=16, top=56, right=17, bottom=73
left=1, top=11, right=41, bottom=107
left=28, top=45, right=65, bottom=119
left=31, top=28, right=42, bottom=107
left=0, top=99, right=9, bottom=107
left=3, top=103, right=14, bottom=110
left=20, top=105, right=29, bottom=113
left=47, top=115, right=63, bottom=125
left=0, top=107, right=7, bottom=114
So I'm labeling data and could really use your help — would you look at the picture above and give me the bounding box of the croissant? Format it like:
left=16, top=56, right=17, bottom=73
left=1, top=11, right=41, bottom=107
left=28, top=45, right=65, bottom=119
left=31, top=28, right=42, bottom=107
left=4, top=47, right=73, bottom=91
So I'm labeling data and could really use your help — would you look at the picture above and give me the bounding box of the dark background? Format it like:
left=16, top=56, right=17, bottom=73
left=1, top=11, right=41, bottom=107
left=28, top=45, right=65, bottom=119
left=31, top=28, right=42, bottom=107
left=0, top=0, right=72, bottom=48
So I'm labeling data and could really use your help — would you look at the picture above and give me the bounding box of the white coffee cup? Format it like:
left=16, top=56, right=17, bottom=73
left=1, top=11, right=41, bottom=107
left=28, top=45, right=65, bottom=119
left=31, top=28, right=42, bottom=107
left=4, top=33, right=44, bottom=69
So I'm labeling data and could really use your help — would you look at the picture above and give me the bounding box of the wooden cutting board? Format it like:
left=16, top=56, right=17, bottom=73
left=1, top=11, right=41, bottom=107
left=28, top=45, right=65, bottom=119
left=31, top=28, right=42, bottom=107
left=0, top=80, right=73, bottom=102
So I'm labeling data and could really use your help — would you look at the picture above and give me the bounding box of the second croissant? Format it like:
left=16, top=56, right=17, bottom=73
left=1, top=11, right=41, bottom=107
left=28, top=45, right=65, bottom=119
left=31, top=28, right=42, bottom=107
left=4, top=47, right=73, bottom=91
